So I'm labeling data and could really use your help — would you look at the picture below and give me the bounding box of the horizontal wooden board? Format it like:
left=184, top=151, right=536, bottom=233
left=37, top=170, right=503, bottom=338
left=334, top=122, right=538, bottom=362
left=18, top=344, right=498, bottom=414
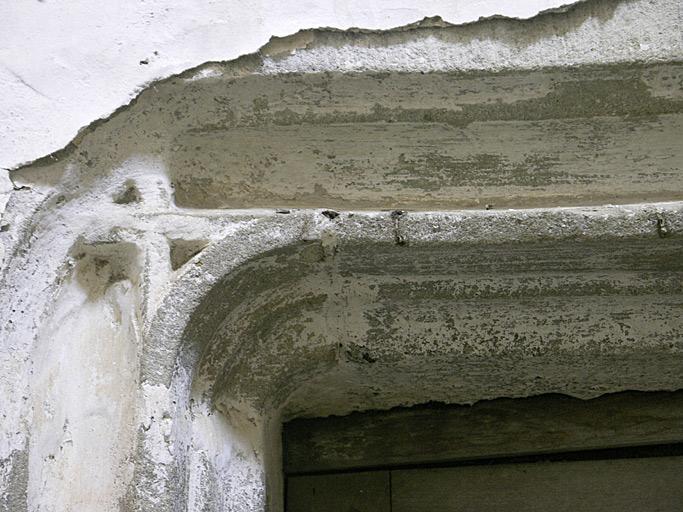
left=287, top=471, right=390, bottom=512
left=284, top=391, right=683, bottom=474
left=391, top=456, right=683, bottom=512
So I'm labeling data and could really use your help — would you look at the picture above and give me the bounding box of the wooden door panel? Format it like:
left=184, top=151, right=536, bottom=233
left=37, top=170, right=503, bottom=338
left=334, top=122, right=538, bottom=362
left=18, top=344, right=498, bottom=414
left=284, top=392, right=683, bottom=474
left=391, top=457, right=683, bottom=512
left=287, top=471, right=390, bottom=512
left=285, top=392, right=683, bottom=511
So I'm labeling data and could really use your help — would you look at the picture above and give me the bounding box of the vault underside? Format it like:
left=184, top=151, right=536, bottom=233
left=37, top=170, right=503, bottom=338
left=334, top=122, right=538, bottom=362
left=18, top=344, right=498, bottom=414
left=189, top=234, right=683, bottom=420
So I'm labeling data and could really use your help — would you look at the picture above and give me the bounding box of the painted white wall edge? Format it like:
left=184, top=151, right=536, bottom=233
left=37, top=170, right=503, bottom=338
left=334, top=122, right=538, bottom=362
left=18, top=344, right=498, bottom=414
left=1, top=0, right=579, bottom=172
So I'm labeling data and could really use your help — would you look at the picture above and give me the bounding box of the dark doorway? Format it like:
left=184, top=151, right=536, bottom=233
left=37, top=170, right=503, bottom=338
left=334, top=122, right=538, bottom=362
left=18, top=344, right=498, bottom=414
left=284, top=391, right=683, bottom=511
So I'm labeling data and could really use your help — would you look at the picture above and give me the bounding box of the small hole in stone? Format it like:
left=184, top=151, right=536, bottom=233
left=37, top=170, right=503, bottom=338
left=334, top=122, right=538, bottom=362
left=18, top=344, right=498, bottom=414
left=321, top=210, right=339, bottom=220
left=113, top=180, right=141, bottom=205
left=168, top=238, right=209, bottom=271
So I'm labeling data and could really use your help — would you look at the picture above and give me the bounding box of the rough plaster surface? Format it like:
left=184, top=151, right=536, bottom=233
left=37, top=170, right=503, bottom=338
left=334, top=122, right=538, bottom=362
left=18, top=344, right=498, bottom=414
left=1, top=1, right=683, bottom=511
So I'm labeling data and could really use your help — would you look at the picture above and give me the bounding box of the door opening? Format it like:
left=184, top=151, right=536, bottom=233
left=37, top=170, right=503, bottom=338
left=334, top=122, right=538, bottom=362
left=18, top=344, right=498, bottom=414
left=283, top=391, right=683, bottom=511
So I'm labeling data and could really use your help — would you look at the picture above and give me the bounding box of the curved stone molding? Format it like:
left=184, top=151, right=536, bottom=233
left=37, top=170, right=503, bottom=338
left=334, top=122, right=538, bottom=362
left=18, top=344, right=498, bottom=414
left=132, top=205, right=683, bottom=511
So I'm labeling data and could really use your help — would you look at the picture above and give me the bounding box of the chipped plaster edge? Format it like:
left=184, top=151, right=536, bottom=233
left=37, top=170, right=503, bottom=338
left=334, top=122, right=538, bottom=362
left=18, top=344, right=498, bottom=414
left=8, top=0, right=682, bottom=173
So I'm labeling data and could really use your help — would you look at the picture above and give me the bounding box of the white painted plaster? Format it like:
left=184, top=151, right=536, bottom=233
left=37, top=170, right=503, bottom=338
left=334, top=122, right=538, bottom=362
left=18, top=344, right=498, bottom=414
left=28, top=278, right=140, bottom=512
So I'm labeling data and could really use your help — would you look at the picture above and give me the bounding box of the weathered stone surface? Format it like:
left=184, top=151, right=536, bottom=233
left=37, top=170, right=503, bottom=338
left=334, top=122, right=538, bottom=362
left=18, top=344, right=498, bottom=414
left=14, top=63, right=683, bottom=211
left=169, top=64, right=683, bottom=209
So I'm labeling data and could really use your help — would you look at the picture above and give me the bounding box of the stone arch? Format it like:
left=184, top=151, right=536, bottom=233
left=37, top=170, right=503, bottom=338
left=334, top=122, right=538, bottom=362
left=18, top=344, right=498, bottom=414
left=3, top=3, right=683, bottom=510
left=132, top=206, right=683, bottom=511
